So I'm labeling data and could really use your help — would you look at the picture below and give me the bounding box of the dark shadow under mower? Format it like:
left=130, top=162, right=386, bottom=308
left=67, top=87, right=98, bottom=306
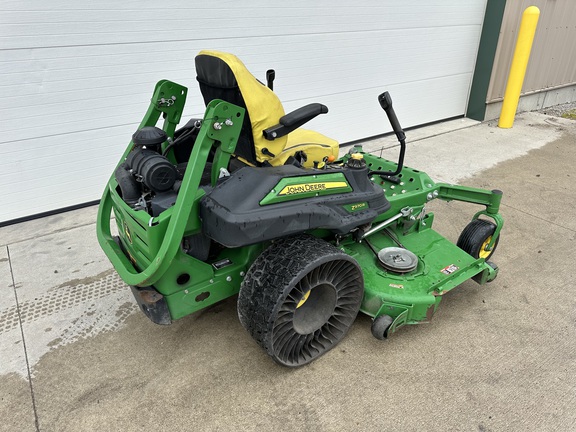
left=97, top=53, right=503, bottom=367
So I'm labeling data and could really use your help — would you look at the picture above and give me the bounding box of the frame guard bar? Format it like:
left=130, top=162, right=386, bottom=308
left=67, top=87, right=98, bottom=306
left=97, top=85, right=245, bottom=287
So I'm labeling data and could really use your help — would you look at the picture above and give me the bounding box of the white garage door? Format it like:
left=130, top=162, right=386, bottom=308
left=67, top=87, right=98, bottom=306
left=0, top=0, right=487, bottom=224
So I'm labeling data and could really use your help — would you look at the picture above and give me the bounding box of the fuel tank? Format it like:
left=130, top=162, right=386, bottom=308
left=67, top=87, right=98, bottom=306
left=200, top=164, right=389, bottom=247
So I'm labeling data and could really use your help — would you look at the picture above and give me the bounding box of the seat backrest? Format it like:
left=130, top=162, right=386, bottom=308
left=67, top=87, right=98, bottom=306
left=195, top=50, right=288, bottom=164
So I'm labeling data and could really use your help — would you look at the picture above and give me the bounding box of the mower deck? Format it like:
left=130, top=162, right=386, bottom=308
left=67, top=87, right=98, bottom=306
left=339, top=153, right=500, bottom=335
left=345, top=226, right=496, bottom=330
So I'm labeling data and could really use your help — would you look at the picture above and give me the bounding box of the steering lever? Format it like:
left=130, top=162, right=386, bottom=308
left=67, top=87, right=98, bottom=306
left=369, top=92, right=406, bottom=178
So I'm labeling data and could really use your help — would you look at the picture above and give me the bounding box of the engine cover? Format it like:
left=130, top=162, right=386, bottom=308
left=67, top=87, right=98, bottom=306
left=200, top=165, right=389, bottom=247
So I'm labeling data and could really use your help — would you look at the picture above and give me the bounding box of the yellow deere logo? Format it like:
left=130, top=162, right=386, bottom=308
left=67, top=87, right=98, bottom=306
left=123, top=221, right=132, bottom=244
left=278, top=181, right=348, bottom=196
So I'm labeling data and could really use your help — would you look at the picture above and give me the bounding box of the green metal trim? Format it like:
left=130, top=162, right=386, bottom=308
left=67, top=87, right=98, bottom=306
left=163, top=244, right=264, bottom=320
left=384, top=309, right=409, bottom=336
left=466, top=0, right=507, bottom=121
left=473, top=261, right=499, bottom=284
left=259, top=172, right=352, bottom=205
left=436, top=183, right=504, bottom=253
left=473, top=210, right=504, bottom=253
left=436, top=184, right=502, bottom=213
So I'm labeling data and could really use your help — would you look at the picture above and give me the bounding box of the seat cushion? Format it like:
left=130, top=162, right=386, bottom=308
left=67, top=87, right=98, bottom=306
left=269, top=128, right=339, bottom=167
left=196, top=51, right=339, bottom=167
left=197, top=50, right=288, bottom=163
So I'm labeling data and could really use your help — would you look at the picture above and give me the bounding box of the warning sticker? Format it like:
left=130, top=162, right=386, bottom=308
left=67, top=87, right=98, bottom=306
left=441, top=264, right=459, bottom=275
left=389, top=283, right=404, bottom=289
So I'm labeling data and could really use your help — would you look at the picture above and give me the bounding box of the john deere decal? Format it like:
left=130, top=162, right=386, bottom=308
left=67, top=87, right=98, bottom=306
left=259, top=173, right=353, bottom=205
left=278, top=181, right=348, bottom=196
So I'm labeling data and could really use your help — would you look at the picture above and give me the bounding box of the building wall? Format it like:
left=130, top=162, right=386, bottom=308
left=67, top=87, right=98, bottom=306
left=0, top=0, right=487, bottom=224
left=487, top=0, right=576, bottom=104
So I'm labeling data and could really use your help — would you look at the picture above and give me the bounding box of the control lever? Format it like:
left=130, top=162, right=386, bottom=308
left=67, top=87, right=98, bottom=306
left=379, top=92, right=406, bottom=142
left=369, top=91, right=406, bottom=178
left=266, top=69, right=276, bottom=91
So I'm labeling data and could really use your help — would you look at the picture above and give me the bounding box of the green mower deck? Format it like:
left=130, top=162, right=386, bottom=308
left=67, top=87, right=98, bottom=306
left=97, top=72, right=503, bottom=366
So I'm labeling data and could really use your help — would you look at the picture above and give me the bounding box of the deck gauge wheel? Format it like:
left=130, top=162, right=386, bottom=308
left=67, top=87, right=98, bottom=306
left=371, top=314, right=394, bottom=340
left=457, top=219, right=500, bottom=260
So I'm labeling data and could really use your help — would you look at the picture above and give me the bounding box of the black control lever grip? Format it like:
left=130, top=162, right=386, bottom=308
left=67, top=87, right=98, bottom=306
left=266, top=69, right=276, bottom=91
left=369, top=91, right=406, bottom=179
left=378, top=92, right=406, bottom=142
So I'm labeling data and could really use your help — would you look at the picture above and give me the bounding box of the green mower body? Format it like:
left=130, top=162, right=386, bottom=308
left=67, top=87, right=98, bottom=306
left=97, top=73, right=503, bottom=366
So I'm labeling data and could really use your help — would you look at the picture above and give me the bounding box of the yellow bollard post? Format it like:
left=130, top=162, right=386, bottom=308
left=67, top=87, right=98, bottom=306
left=498, top=6, right=540, bottom=128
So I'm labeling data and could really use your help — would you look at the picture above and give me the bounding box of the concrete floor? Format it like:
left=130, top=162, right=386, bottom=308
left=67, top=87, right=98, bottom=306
left=1, top=112, right=575, bottom=432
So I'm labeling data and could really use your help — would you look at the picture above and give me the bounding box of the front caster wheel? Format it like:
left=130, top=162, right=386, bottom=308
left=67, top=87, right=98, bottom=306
left=457, top=219, right=499, bottom=260
left=371, top=315, right=394, bottom=340
left=238, top=235, right=364, bottom=367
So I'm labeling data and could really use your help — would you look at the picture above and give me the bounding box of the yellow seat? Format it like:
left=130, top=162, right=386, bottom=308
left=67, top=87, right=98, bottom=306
left=195, top=50, right=338, bottom=168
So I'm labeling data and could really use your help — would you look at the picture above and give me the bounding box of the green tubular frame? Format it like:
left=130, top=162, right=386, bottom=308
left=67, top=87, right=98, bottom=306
left=436, top=184, right=503, bottom=252
left=97, top=80, right=246, bottom=288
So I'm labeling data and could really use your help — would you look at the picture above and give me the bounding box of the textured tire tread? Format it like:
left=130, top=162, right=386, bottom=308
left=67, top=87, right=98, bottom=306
left=456, top=219, right=499, bottom=259
left=238, top=235, right=363, bottom=366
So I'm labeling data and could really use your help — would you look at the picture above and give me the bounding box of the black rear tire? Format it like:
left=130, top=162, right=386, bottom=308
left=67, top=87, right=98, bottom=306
left=457, top=219, right=499, bottom=260
left=238, top=235, right=364, bottom=367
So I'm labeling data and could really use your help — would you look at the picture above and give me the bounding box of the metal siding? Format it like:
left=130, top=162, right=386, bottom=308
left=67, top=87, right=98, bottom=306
left=0, top=0, right=487, bottom=223
left=487, top=0, right=576, bottom=102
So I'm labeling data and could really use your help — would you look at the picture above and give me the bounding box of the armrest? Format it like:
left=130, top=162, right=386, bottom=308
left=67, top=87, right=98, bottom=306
left=263, top=103, right=328, bottom=140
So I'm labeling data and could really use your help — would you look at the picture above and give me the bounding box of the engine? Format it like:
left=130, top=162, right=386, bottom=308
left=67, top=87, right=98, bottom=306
left=115, top=126, right=180, bottom=217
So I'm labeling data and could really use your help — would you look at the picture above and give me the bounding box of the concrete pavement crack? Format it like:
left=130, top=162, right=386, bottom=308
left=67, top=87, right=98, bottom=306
left=7, top=245, right=40, bottom=432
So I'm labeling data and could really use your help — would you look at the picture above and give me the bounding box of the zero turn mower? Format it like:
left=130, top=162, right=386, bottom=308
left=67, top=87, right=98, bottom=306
left=97, top=51, right=503, bottom=367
